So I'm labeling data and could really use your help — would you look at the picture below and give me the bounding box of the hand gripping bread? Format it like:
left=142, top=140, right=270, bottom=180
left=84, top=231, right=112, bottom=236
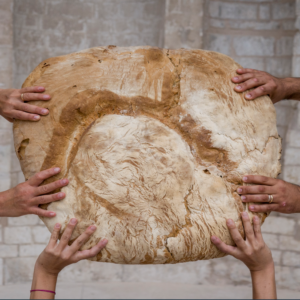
left=13, top=46, right=281, bottom=264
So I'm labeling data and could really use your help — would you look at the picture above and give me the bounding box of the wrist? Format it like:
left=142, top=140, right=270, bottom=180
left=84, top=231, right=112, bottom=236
left=34, top=261, right=60, bottom=278
left=281, top=77, right=299, bottom=100
left=0, top=188, right=15, bottom=217
left=250, top=261, right=274, bottom=275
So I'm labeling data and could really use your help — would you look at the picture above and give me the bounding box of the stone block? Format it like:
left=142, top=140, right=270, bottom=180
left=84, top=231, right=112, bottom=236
left=233, top=57, right=264, bottom=71
left=0, top=245, right=18, bottom=258
left=263, top=233, right=279, bottom=249
left=229, top=261, right=251, bottom=284
left=292, top=56, right=300, bottom=77
left=11, top=151, right=21, bottom=173
left=275, top=105, right=294, bottom=127
left=4, top=257, right=36, bottom=284
left=0, top=172, right=11, bottom=192
left=0, top=129, right=12, bottom=145
left=0, top=225, right=2, bottom=243
left=8, top=215, right=39, bottom=226
left=58, top=260, right=123, bottom=282
left=229, top=20, right=280, bottom=30
left=279, top=235, right=300, bottom=252
left=4, top=226, right=32, bottom=244
left=259, top=4, right=270, bottom=20
left=265, top=57, right=292, bottom=78
left=282, top=165, right=300, bottom=185
left=20, top=244, right=46, bottom=257
left=0, top=0, right=12, bottom=11
left=0, top=258, right=2, bottom=285
left=284, top=147, right=300, bottom=166
left=262, top=216, right=295, bottom=235
left=233, top=36, right=274, bottom=56
left=0, top=46, right=13, bottom=71
left=272, top=1, right=295, bottom=20
left=0, top=144, right=11, bottom=173
left=122, top=260, right=211, bottom=284
left=282, top=20, right=296, bottom=30
left=276, top=36, right=294, bottom=56
left=293, top=33, right=300, bottom=56
left=286, top=129, right=300, bottom=148
left=276, top=125, right=287, bottom=140
left=272, top=250, right=282, bottom=265
left=209, top=1, right=257, bottom=20
left=31, top=226, right=51, bottom=244
left=282, top=251, right=300, bottom=267
left=209, top=19, right=226, bottom=29
left=205, top=34, right=231, bottom=56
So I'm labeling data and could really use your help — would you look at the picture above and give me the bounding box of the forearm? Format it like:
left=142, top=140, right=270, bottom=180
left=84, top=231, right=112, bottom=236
left=0, top=188, right=14, bottom=217
left=30, top=264, right=58, bottom=299
left=281, top=77, right=300, bottom=101
left=251, top=264, right=276, bottom=299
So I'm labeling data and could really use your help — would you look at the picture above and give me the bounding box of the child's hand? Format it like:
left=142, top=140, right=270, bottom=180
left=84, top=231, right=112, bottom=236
left=0, top=167, right=68, bottom=218
left=238, top=175, right=300, bottom=214
left=211, top=212, right=273, bottom=272
left=0, top=87, right=50, bottom=122
left=36, top=218, right=108, bottom=276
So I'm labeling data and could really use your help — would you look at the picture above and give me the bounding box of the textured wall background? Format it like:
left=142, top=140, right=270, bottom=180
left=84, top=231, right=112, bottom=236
left=0, top=0, right=300, bottom=291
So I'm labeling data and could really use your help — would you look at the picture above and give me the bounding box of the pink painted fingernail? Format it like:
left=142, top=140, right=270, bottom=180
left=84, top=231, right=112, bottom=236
left=249, top=205, right=255, bottom=210
left=61, top=179, right=68, bottom=184
left=37, top=87, right=44, bottom=91
left=70, top=218, right=77, bottom=225
left=43, top=95, right=50, bottom=99
left=233, top=77, right=239, bottom=81
left=243, top=176, right=248, bottom=182
left=55, top=223, right=61, bottom=228
left=54, top=167, right=60, bottom=173
left=41, top=109, right=48, bottom=114
left=49, top=212, right=56, bottom=217
left=246, top=93, right=251, bottom=98
left=236, top=85, right=242, bottom=90
left=33, top=115, right=40, bottom=120
left=58, top=192, right=64, bottom=198
left=90, top=225, right=97, bottom=231
left=241, top=196, right=246, bottom=201
left=282, top=202, right=286, bottom=207
left=237, top=69, right=242, bottom=72
left=237, top=188, right=242, bottom=193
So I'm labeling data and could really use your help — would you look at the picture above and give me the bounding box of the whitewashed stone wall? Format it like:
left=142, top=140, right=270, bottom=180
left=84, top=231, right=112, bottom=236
left=1, top=0, right=300, bottom=291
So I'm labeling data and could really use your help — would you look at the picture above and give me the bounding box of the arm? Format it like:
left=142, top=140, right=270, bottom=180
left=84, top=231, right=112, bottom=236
left=0, top=86, right=50, bottom=122
left=0, top=167, right=68, bottom=218
left=31, top=219, right=108, bottom=299
left=231, top=68, right=300, bottom=103
left=211, top=212, right=276, bottom=299
left=237, top=175, right=300, bottom=214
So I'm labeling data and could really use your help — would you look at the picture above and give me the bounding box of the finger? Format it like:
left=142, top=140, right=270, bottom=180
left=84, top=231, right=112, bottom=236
left=16, top=102, right=49, bottom=115
left=3, top=116, right=13, bottom=122
left=237, top=185, right=273, bottom=195
left=242, top=175, right=277, bottom=186
left=234, top=78, right=262, bottom=93
left=226, top=219, right=247, bottom=250
left=20, top=86, right=45, bottom=93
left=30, top=206, right=56, bottom=218
left=57, top=218, right=77, bottom=250
left=32, top=192, right=65, bottom=205
left=69, top=225, right=97, bottom=254
left=21, top=93, right=51, bottom=102
left=252, top=216, right=263, bottom=241
left=73, top=239, right=108, bottom=261
left=211, top=236, right=240, bottom=257
left=36, top=178, right=68, bottom=195
left=10, top=110, right=41, bottom=121
left=241, top=194, right=273, bottom=203
left=249, top=203, right=279, bottom=213
left=244, top=84, right=273, bottom=100
left=28, top=167, right=61, bottom=186
left=236, top=68, right=255, bottom=74
left=231, top=72, right=255, bottom=84
left=241, top=212, right=254, bottom=242
left=48, top=223, right=61, bottom=248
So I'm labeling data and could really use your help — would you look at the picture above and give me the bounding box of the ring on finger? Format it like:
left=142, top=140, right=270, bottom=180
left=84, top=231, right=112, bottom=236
left=268, top=194, right=273, bottom=204
left=21, top=93, right=24, bottom=101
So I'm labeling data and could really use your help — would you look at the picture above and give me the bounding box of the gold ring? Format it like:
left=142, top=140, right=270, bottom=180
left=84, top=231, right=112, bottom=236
left=21, top=93, right=24, bottom=101
left=268, top=194, right=273, bottom=204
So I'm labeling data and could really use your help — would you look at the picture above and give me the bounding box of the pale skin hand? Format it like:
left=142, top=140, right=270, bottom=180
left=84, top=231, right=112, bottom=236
left=31, top=218, right=108, bottom=299
left=238, top=175, right=300, bottom=214
left=0, top=167, right=68, bottom=218
left=231, top=68, right=300, bottom=103
left=211, top=212, right=276, bottom=299
left=0, top=86, right=50, bottom=122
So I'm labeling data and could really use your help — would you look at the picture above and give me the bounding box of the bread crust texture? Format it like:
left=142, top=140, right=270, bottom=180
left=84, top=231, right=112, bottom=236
left=13, top=46, right=281, bottom=264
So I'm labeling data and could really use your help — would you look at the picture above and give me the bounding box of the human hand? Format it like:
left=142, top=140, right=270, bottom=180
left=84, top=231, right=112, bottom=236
left=237, top=175, right=300, bottom=214
left=35, top=219, right=108, bottom=276
left=0, top=167, right=68, bottom=217
left=0, top=86, right=50, bottom=122
left=231, top=68, right=286, bottom=103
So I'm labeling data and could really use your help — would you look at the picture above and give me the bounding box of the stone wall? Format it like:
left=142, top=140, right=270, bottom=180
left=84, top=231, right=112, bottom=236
left=0, top=0, right=300, bottom=291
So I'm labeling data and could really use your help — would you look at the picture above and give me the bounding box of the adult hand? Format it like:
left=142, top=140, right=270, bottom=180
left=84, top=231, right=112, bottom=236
left=211, top=212, right=276, bottom=299
left=0, top=86, right=50, bottom=122
left=237, top=175, right=300, bottom=214
left=31, top=219, right=107, bottom=299
left=231, top=68, right=286, bottom=103
left=0, top=167, right=68, bottom=217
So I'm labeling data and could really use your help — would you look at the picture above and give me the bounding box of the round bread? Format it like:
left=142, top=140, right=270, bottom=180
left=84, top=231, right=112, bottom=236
left=13, top=46, right=281, bottom=264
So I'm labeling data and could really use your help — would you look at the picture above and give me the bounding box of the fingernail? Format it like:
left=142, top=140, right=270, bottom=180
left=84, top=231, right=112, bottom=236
left=61, top=179, right=68, bottom=184
left=241, top=196, right=246, bottom=201
left=70, top=218, right=77, bottom=225
left=246, top=93, right=251, bottom=99
left=37, top=87, right=44, bottom=91
left=237, top=188, right=242, bottom=193
left=211, top=236, right=217, bottom=242
left=243, top=176, right=248, bottom=182
left=227, top=219, right=234, bottom=225
left=236, top=85, right=242, bottom=90
left=90, top=225, right=97, bottom=231
left=237, top=69, right=242, bottom=72
left=55, top=223, right=61, bottom=228
left=49, top=212, right=56, bottom=217
left=43, top=95, right=50, bottom=99
left=54, top=167, right=60, bottom=173
left=233, top=77, right=239, bottom=81
left=282, top=202, right=286, bottom=207
left=58, top=192, right=64, bottom=198
left=249, top=205, right=254, bottom=211
left=242, top=211, right=248, bottom=217
left=41, top=109, right=48, bottom=114
left=33, top=115, right=40, bottom=120
left=253, top=216, right=259, bottom=221
left=100, top=238, right=108, bottom=245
